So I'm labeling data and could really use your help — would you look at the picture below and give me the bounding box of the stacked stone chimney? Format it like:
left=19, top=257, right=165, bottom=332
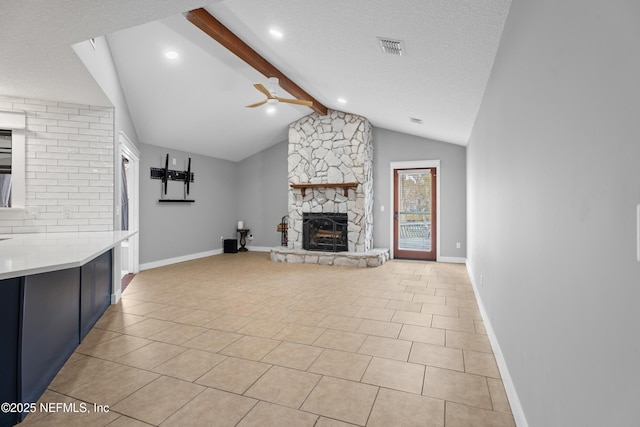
left=287, top=110, right=373, bottom=252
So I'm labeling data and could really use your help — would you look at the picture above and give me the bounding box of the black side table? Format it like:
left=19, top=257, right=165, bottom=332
left=237, top=229, right=250, bottom=252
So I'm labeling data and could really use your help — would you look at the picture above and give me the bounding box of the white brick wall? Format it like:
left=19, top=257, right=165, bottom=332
left=0, top=95, right=114, bottom=233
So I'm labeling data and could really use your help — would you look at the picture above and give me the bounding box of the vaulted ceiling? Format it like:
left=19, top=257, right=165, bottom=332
left=0, top=0, right=512, bottom=161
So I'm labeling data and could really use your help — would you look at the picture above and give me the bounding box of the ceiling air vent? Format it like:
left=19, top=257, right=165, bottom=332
left=378, top=37, right=405, bottom=56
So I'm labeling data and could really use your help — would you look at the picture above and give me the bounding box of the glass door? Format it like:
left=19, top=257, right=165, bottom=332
left=394, top=168, right=436, bottom=260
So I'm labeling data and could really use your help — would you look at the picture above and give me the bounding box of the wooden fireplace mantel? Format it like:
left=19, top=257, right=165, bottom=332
left=290, top=182, right=358, bottom=197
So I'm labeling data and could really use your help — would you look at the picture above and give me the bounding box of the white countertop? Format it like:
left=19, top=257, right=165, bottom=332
left=0, top=231, right=136, bottom=280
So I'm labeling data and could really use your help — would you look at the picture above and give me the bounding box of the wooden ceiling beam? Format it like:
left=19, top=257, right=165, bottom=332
left=186, top=8, right=328, bottom=116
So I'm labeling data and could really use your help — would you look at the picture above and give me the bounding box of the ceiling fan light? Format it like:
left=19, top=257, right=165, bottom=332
left=266, top=106, right=277, bottom=114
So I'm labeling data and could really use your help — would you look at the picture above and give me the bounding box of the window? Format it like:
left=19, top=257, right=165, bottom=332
left=0, top=129, right=11, bottom=207
left=0, top=111, right=25, bottom=210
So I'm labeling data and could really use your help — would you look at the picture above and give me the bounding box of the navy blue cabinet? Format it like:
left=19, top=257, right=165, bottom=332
left=0, top=249, right=112, bottom=427
left=0, top=278, right=21, bottom=427
left=80, top=251, right=112, bottom=340
left=22, top=267, right=80, bottom=406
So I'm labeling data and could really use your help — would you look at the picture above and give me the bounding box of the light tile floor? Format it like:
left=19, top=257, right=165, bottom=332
left=21, top=252, right=515, bottom=427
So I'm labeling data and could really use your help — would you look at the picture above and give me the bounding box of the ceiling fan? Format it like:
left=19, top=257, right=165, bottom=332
left=246, top=77, right=313, bottom=109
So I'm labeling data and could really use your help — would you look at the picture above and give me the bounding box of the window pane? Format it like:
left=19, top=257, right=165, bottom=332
left=397, top=170, right=431, bottom=251
left=0, top=129, right=12, bottom=207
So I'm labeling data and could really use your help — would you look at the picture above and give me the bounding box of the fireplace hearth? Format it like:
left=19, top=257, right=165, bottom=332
left=303, top=213, right=348, bottom=252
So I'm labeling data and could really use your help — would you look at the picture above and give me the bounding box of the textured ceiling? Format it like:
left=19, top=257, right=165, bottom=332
left=0, top=0, right=512, bottom=161
left=106, top=13, right=308, bottom=162
left=0, top=0, right=212, bottom=106
left=207, top=0, right=512, bottom=145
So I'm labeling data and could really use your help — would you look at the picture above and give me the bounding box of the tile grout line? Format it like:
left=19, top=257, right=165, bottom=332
left=44, top=255, right=514, bottom=426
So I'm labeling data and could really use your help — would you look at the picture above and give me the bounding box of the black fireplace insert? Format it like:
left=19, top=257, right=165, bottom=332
left=303, top=213, right=348, bottom=252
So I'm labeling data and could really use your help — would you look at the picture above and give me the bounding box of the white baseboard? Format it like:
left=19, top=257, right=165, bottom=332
left=437, top=256, right=466, bottom=263
left=140, top=249, right=223, bottom=271
left=466, top=259, right=528, bottom=427
left=111, top=289, right=121, bottom=305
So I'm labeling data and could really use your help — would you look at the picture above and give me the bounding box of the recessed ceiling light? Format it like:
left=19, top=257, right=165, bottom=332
left=165, top=51, right=178, bottom=59
left=337, top=98, right=347, bottom=104
left=269, top=28, right=284, bottom=40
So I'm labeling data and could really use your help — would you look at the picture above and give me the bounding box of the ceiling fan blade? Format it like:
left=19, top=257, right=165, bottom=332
left=253, top=83, right=273, bottom=98
left=277, top=97, right=313, bottom=107
left=246, top=99, right=268, bottom=108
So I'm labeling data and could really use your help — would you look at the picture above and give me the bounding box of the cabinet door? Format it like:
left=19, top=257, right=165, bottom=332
left=80, top=250, right=112, bottom=340
left=0, top=278, right=21, bottom=427
left=22, top=268, right=80, bottom=406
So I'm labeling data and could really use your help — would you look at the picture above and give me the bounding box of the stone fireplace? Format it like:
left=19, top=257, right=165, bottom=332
left=270, top=109, right=388, bottom=267
left=287, top=110, right=373, bottom=252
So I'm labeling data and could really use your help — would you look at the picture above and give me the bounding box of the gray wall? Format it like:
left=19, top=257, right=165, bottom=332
left=233, top=129, right=468, bottom=257
left=373, top=128, right=467, bottom=258
left=139, top=143, right=238, bottom=264
left=137, top=126, right=466, bottom=263
left=466, top=0, right=640, bottom=425
left=236, top=140, right=289, bottom=248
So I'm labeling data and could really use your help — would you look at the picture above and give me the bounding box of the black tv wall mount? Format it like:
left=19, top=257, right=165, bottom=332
left=150, top=153, right=195, bottom=202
